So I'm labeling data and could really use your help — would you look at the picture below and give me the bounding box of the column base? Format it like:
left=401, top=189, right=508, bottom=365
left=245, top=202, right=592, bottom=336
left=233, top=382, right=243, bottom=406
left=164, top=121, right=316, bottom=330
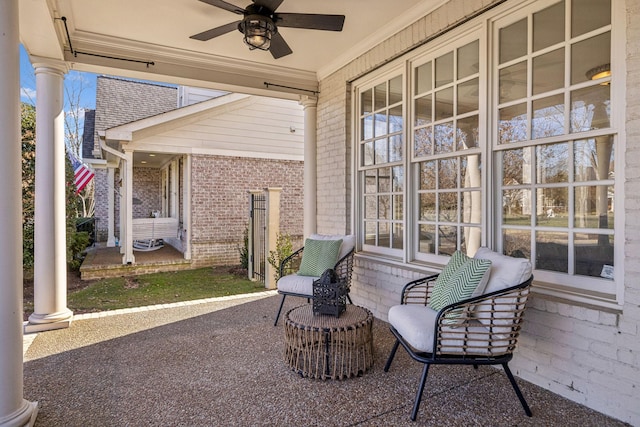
left=0, top=399, right=38, bottom=427
left=25, top=309, right=73, bottom=333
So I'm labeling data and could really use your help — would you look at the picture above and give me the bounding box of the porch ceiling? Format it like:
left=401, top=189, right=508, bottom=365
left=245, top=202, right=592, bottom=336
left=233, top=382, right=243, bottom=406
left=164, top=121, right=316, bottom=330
left=20, top=0, right=438, bottom=97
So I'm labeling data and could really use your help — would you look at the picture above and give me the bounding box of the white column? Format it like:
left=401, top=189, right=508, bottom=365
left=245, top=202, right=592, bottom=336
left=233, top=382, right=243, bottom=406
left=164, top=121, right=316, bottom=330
left=264, top=187, right=282, bottom=290
left=107, top=166, right=116, bottom=247
left=122, top=150, right=135, bottom=264
left=0, top=0, right=39, bottom=424
left=299, top=96, right=317, bottom=237
left=182, top=155, right=192, bottom=260
left=27, top=58, right=73, bottom=330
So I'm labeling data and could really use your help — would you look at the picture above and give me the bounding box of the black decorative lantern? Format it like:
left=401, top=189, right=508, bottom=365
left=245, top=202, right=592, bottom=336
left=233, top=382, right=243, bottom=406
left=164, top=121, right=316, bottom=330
left=313, top=269, right=347, bottom=317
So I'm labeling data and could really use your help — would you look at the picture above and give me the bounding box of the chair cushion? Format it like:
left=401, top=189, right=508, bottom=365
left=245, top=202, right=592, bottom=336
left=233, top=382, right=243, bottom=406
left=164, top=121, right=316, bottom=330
left=297, top=238, right=343, bottom=276
left=388, top=304, right=509, bottom=354
left=277, top=274, right=319, bottom=296
left=427, top=251, right=492, bottom=319
left=309, top=234, right=355, bottom=260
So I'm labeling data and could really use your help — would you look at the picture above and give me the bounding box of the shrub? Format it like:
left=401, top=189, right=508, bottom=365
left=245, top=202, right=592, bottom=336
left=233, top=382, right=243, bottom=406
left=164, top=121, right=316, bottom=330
left=267, top=232, right=293, bottom=282
left=237, top=225, right=249, bottom=270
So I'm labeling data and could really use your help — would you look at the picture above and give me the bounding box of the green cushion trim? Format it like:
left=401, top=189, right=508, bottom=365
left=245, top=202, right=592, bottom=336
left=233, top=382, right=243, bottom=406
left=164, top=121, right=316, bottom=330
left=297, top=238, right=343, bottom=277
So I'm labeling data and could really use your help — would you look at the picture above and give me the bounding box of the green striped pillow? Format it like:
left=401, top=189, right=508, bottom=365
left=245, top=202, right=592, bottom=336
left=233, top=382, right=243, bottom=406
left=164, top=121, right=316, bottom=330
left=428, top=252, right=492, bottom=320
left=297, top=238, right=343, bottom=277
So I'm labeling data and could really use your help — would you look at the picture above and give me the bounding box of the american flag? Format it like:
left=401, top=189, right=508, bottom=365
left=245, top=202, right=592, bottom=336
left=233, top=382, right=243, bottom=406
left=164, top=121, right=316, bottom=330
left=69, top=153, right=95, bottom=194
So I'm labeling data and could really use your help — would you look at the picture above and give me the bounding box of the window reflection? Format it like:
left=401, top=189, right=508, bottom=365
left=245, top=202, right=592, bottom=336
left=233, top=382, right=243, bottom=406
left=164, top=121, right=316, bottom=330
left=532, top=94, right=564, bottom=139
left=499, top=103, right=527, bottom=143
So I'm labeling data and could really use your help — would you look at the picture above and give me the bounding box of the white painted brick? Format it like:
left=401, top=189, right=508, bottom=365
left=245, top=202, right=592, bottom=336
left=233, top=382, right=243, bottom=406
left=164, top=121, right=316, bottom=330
left=573, top=322, right=617, bottom=344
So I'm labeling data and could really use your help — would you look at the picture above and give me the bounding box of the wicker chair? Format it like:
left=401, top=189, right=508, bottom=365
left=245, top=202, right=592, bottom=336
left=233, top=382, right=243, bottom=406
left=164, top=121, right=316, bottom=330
left=384, top=249, right=533, bottom=421
left=273, top=234, right=355, bottom=326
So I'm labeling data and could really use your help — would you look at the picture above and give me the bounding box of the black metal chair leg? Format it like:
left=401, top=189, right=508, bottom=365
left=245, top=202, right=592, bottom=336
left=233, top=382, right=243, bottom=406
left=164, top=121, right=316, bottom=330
left=274, top=294, right=287, bottom=326
left=347, top=294, right=353, bottom=304
left=411, top=363, right=430, bottom=421
left=384, top=339, right=401, bottom=372
left=502, top=363, right=532, bottom=417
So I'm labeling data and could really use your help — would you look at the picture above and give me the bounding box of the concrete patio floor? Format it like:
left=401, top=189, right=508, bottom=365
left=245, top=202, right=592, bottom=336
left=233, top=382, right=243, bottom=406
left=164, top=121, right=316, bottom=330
left=23, top=292, right=629, bottom=426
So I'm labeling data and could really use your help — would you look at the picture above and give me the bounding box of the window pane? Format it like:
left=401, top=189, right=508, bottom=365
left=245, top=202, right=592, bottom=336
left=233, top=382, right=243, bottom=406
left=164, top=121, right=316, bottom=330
left=533, top=1, right=565, bottom=52
left=364, top=196, right=376, bottom=219
left=415, top=61, right=432, bottom=95
left=461, top=155, right=481, bottom=188
left=434, top=122, right=454, bottom=154
left=379, top=195, right=391, bottom=219
left=419, top=225, right=436, bottom=254
left=438, top=158, right=458, bottom=189
left=435, top=51, right=453, bottom=87
left=536, top=231, right=569, bottom=273
left=365, top=222, right=376, bottom=245
left=414, top=127, right=432, bottom=157
left=389, top=105, right=403, bottom=133
left=457, top=78, right=479, bottom=114
left=503, top=189, right=532, bottom=224
left=438, top=225, right=457, bottom=256
left=457, top=116, right=479, bottom=150
left=574, top=137, right=614, bottom=181
left=499, top=103, right=528, bottom=144
left=532, top=94, right=565, bottom=139
left=536, top=187, right=568, bottom=226
left=503, top=229, right=531, bottom=259
left=392, top=166, right=404, bottom=191
left=378, top=167, right=390, bottom=192
left=570, top=85, right=610, bottom=132
left=379, top=222, right=390, bottom=247
left=420, top=161, right=436, bottom=190
left=362, top=115, right=373, bottom=140
left=537, top=142, right=569, bottom=183
left=439, top=192, right=458, bottom=222
left=375, top=138, right=388, bottom=164
left=502, top=148, right=532, bottom=185
left=461, top=191, right=481, bottom=223
left=389, top=75, right=403, bottom=105
left=374, top=82, right=387, bottom=110
left=571, top=32, right=611, bottom=85
left=415, top=95, right=432, bottom=126
left=435, top=87, right=454, bottom=120
left=361, top=89, right=372, bottom=115
left=365, top=170, right=376, bottom=193
left=533, top=48, right=565, bottom=95
left=458, top=40, right=479, bottom=79
left=374, top=112, right=388, bottom=137
left=460, top=226, right=481, bottom=255
left=389, top=135, right=403, bottom=162
left=500, top=61, right=527, bottom=103
left=393, top=195, right=404, bottom=220
left=572, top=0, right=611, bottom=37
left=363, top=141, right=374, bottom=166
left=575, top=233, right=613, bottom=278
left=419, top=193, right=436, bottom=221
left=574, top=185, right=614, bottom=229
left=500, top=18, right=527, bottom=64
left=392, top=223, right=404, bottom=249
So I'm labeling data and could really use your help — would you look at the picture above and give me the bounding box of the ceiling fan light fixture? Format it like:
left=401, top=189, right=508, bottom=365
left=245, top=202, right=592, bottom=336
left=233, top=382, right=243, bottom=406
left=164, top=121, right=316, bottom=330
left=586, top=63, right=611, bottom=81
left=239, top=15, right=275, bottom=51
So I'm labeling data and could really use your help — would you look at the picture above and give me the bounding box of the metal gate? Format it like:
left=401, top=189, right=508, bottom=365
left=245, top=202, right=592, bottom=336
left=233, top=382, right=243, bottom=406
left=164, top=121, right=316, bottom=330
left=249, top=193, right=266, bottom=283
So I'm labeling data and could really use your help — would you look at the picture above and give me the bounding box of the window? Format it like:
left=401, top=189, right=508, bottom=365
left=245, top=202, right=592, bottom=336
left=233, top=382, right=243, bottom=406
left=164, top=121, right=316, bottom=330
left=354, top=0, right=619, bottom=304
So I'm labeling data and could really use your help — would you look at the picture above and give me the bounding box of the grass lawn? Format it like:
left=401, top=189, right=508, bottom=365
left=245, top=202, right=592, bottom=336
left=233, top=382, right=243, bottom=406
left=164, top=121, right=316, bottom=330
left=23, top=266, right=266, bottom=317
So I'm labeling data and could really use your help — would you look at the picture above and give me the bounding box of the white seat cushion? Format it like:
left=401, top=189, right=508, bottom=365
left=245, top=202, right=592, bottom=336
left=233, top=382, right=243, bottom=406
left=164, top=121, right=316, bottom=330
left=309, top=234, right=355, bottom=260
left=388, top=304, right=509, bottom=354
left=276, top=274, right=319, bottom=296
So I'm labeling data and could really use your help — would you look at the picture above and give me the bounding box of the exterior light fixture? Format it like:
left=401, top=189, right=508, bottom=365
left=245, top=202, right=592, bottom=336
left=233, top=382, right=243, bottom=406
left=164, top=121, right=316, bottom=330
left=238, top=15, right=275, bottom=51
left=586, top=63, right=611, bottom=82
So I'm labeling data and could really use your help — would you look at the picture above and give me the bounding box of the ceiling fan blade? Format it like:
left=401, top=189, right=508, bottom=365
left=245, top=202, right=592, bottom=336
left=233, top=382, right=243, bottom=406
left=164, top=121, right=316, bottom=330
left=197, top=0, right=245, bottom=14
left=276, top=13, right=345, bottom=31
left=253, top=0, right=284, bottom=12
left=190, top=21, right=241, bottom=41
left=269, top=32, right=293, bottom=59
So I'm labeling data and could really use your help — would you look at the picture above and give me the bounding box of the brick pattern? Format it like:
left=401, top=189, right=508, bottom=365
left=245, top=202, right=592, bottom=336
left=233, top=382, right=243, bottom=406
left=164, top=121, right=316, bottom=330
left=316, top=0, right=640, bottom=424
left=190, top=154, right=303, bottom=267
left=132, top=167, right=161, bottom=218
left=93, top=168, right=109, bottom=241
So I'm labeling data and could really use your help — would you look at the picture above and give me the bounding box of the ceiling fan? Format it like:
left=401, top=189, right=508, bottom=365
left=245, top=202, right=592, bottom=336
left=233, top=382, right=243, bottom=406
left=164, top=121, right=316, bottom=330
left=190, top=0, right=345, bottom=59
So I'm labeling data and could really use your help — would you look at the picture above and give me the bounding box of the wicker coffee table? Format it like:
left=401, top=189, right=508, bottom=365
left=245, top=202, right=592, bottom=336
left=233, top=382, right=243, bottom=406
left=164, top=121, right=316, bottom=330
left=283, top=304, right=374, bottom=380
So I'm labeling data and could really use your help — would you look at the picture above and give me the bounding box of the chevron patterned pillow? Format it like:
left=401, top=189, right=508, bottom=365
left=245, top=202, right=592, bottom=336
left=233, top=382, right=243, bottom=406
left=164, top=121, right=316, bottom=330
left=297, top=238, right=343, bottom=277
left=428, top=254, right=492, bottom=321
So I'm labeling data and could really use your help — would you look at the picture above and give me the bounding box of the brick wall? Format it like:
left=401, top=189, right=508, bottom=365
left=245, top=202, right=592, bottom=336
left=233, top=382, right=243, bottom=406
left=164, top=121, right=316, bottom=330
left=132, top=167, right=161, bottom=218
left=316, top=0, right=640, bottom=424
left=93, top=167, right=109, bottom=242
left=190, top=154, right=304, bottom=267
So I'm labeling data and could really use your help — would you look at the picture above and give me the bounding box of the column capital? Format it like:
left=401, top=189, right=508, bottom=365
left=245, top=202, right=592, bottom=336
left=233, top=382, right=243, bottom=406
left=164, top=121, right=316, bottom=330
left=299, top=95, right=318, bottom=109
left=31, top=56, right=69, bottom=75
